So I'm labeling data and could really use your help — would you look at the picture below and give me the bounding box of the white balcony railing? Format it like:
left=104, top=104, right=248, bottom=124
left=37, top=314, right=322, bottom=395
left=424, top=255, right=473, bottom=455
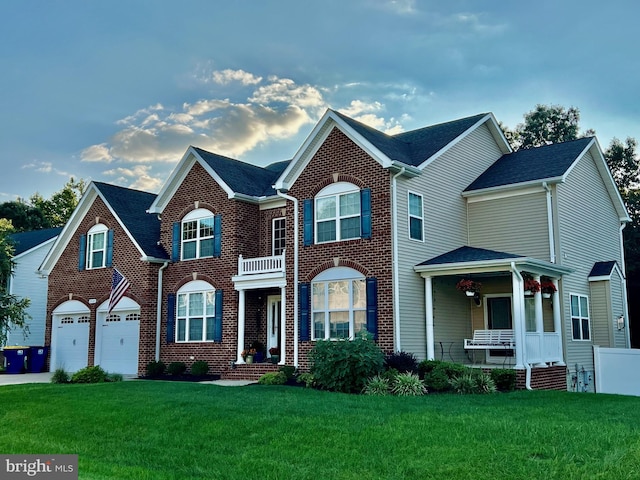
left=237, top=251, right=285, bottom=276
left=525, top=332, right=562, bottom=364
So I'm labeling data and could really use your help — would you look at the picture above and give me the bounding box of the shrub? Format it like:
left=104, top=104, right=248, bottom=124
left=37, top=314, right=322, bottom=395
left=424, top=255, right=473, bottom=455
left=490, top=368, right=517, bottom=392
left=51, top=367, right=70, bottom=384
left=106, top=373, right=124, bottom=382
left=362, top=374, right=391, bottom=396
left=278, top=365, right=296, bottom=380
left=423, top=366, right=451, bottom=392
left=475, top=372, right=497, bottom=394
left=417, top=359, right=444, bottom=379
left=167, top=362, right=187, bottom=376
left=146, top=360, right=166, bottom=377
left=391, top=372, right=427, bottom=396
left=450, top=371, right=497, bottom=394
left=296, top=372, right=316, bottom=388
left=385, top=351, right=419, bottom=373
left=190, top=360, right=209, bottom=376
left=308, top=332, right=384, bottom=393
left=258, top=371, right=287, bottom=385
left=70, top=366, right=107, bottom=384
left=421, top=361, right=469, bottom=392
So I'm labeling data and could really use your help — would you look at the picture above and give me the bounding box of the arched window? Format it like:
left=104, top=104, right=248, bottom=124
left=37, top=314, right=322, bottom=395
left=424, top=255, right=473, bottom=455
left=87, top=224, right=108, bottom=269
left=181, top=209, right=215, bottom=260
left=176, top=280, right=216, bottom=342
left=314, top=182, right=361, bottom=243
left=311, top=267, right=366, bottom=340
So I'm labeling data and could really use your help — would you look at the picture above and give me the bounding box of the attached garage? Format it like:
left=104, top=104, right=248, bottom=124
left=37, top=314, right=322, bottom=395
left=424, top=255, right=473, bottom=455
left=95, top=297, right=140, bottom=375
left=51, top=300, right=90, bottom=373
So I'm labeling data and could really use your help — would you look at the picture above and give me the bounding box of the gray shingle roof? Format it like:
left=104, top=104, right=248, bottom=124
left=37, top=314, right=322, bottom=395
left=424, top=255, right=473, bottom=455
left=334, top=110, right=489, bottom=167
left=417, top=246, right=522, bottom=267
left=9, top=227, right=63, bottom=256
left=588, top=261, right=618, bottom=277
left=193, top=147, right=290, bottom=197
left=94, top=182, right=168, bottom=259
left=465, top=137, right=593, bottom=192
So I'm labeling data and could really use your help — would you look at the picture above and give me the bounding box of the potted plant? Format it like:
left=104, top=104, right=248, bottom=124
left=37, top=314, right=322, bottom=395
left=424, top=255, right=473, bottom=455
left=522, top=273, right=541, bottom=296
left=242, top=348, right=256, bottom=364
left=456, top=278, right=481, bottom=297
left=541, top=280, right=557, bottom=298
left=250, top=341, right=265, bottom=363
left=269, top=346, right=280, bottom=364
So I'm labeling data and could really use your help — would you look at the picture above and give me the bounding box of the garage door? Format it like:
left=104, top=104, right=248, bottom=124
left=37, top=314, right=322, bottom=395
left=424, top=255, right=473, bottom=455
left=52, top=315, right=90, bottom=372
left=96, top=310, right=140, bottom=375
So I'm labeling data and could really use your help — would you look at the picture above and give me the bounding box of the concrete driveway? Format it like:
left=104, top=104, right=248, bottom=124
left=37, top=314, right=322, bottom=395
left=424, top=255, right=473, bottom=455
left=0, top=372, right=53, bottom=385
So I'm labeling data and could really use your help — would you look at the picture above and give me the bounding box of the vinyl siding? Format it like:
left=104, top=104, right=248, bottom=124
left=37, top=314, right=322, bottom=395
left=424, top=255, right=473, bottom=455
left=556, top=149, right=625, bottom=381
left=432, top=277, right=472, bottom=363
left=468, top=191, right=550, bottom=260
left=590, top=281, right=611, bottom=347
left=395, top=123, right=505, bottom=357
left=611, top=269, right=628, bottom=348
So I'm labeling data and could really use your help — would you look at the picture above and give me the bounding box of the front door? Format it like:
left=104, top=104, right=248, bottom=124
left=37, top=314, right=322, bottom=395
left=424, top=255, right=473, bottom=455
left=267, top=295, right=281, bottom=355
left=486, top=296, right=513, bottom=363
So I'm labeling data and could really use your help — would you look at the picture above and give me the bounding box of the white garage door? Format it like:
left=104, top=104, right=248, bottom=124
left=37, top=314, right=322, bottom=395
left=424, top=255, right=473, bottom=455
left=96, top=307, right=140, bottom=375
left=52, top=315, right=90, bottom=372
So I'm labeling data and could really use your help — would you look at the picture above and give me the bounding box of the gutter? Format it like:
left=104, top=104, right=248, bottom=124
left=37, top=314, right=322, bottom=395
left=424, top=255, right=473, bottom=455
left=391, top=167, right=405, bottom=352
left=620, top=223, right=631, bottom=348
left=155, top=261, right=169, bottom=361
left=511, top=263, right=533, bottom=390
left=543, top=182, right=556, bottom=263
left=276, top=189, right=299, bottom=367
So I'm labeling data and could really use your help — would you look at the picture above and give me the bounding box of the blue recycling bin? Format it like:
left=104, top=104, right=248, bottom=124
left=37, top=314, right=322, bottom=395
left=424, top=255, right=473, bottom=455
left=27, top=346, right=49, bottom=373
left=3, top=346, right=28, bottom=374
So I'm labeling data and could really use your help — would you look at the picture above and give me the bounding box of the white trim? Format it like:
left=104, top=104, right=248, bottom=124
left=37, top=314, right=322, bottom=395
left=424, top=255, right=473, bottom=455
left=314, top=183, right=361, bottom=244
left=463, top=181, right=559, bottom=200
left=272, top=217, right=286, bottom=256
left=86, top=224, right=108, bottom=270
left=407, top=191, right=425, bottom=242
left=175, top=281, right=216, bottom=343
left=569, top=292, right=591, bottom=342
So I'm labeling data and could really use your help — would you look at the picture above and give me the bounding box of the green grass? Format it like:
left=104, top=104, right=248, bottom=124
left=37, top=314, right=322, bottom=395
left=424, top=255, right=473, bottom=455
left=1, top=382, right=640, bottom=479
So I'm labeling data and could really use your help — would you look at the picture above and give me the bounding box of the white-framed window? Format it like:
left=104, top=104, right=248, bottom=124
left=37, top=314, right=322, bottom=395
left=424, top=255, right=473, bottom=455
left=87, top=224, right=108, bottom=269
left=408, top=192, right=424, bottom=241
left=315, top=182, right=361, bottom=243
left=272, top=217, right=286, bottom=256
left=311, top=267, right=366, bottom=340
left=570, top=294, right=590, bottom=341
left=176, top=280, right=216, bottom=342
left=182, top=209, right=214, bottom=260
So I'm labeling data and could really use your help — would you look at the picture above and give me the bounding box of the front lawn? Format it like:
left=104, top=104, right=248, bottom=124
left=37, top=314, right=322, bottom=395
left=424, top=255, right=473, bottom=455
left=1, top=381, right=639, bottom=479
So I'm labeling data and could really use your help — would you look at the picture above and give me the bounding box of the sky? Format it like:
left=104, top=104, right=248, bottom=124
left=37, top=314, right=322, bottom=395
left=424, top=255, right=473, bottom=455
left=2, top=0, right=639, bottom=202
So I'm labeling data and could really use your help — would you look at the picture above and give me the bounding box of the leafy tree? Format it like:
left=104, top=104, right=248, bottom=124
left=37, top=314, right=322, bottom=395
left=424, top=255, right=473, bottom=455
left=0, top=200, right=51, bottom=232
left=0, top=219, right=30, bottom=346
left=30, top=177, right=86, bottom=228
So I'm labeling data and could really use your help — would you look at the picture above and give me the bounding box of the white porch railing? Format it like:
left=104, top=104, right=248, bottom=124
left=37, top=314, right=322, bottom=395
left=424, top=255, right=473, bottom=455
left=237, top=251, right=285, bottom=276
left=524, top=332, right=562, bottom=364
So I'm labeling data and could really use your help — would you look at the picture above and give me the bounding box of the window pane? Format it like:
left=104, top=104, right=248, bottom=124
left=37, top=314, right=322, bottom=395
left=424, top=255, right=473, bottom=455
left=312, top=283, right=325, bottom=310
left=200, top=238, right=214, bottom=257
left=183, top=241, right=196, bottom=260
left=182, top=221, right=197, bottom=240
left=409, top=193, right=422, bottom=216
left=189, top=318, right=203, bottom=341
left=329, top=311, right=349, bottom=339
left=92, top=232, right=105, bottom=249
left=328, top=281, right=349, bottom=309
left=189, top=293, right=204, bottom=316
left=91, top=251, right=104, bottom=268
left=340, top=217, right=360, bottom=239
left=206, top=317, right=215, bottom=341
left=313, top=312, right=325, bottom=339
left=316, top=197, right=336, bottom=220
left=177, top=319, right=186, bottom=342
left=570, top=295, right=579, bottom=316
left=340, top=192, right=360, bottom=216
left=409, top=217, right=423, bottom=240
left=199, top=217, right=214, bottom=237
left=177, top=294, right=187, bottom=317
left=572, top=318, right=580, bottom=340
left=317, top=220, right=336, bottom=242
left=582, top=318, right=590, bottom=340
left=580, top=297, right=588, bottom=317
left=354, top=311, right=366, bottom=334
left=524, top=298, right=536, bottom=332
left=205, top=291, right=215, bottom=316
left=353, top=280, right=366, bottom=309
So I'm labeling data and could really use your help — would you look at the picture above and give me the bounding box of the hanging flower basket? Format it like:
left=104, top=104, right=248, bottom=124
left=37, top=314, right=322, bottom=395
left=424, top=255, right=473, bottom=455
left=541, top=280, right=556, bottom=298
left=456, top=279, right=481, bottom=295
left=522, top=274, right=541, bottom=296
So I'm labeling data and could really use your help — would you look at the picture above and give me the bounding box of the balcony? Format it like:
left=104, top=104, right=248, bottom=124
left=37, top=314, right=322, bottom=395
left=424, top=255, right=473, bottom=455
left=232, top=251, right=286, bottom=290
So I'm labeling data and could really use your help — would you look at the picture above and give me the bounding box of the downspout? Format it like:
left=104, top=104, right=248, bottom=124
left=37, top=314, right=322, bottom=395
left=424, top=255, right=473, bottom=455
left=543, top=182, right=556, bottom=263
left=511, top=263, right=533, bottom=390
left=620, top=223, right=631, bottom=348
left=391, top=167, right=405, bottom=352
left=155, top=261, right=170, bottom=361
left=276, top=189, right=299, bottom=367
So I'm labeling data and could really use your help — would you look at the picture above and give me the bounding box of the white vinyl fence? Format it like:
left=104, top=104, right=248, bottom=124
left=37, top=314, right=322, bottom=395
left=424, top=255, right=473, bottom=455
left=593, top=345, right=640, bottom=396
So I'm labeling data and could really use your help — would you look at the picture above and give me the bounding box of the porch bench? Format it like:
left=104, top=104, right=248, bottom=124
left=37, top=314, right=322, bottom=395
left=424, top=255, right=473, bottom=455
left=464, top=329, right=515, bottom=350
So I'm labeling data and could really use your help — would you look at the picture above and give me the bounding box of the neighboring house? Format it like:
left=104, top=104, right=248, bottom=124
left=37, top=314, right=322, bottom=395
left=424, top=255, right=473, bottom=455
left=38, top=109, right=631, bottom=391
left=3, top=227, right=62, bottom=347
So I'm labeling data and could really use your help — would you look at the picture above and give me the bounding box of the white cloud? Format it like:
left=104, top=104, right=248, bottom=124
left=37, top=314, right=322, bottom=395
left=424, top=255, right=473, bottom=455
left=81, top=144, right=113, bottom=163
left=22, top=160, right=70, bottom=176
left=103, top=165, right=164, bottom=192
left=338, top=100, right=404, bottom=135
left=212, top=69, right=263, bottom=85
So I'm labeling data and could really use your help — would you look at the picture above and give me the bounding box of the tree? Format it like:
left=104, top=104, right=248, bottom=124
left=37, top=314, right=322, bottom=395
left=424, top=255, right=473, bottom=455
left=0, top=219, right=30, bottom=346
left=30, top=177, right=86, bottom=228
left=0, top=200, right=51, bottom=232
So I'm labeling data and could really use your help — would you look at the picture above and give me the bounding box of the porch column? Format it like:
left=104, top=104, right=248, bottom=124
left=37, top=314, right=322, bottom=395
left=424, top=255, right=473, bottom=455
left=236, top=289, right=246, bottom=364
left=552, top=278, right=565, bottom=365
left=511, top=270, right=525, bottom=369
left=534, top=275, right=546, bottom=367
left=279, top=286, right=286, bottom=365
left=424, top=276, right=435, bottom=360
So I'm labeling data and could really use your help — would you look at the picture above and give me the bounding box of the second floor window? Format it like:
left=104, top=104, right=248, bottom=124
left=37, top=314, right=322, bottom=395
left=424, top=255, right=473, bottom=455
left=315, top=183, right=361, bottom=243
left=87, top=224, right=108, bottom=269
left=182, top=209, right=214, bottom=260
left=273, top=217, right=286, bottom=256
left=571, top=294, right=591, bottom=341
left=408, top=192, right=424, bottom=241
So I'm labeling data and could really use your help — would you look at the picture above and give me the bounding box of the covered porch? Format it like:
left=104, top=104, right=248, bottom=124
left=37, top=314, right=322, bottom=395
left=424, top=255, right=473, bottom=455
left=415, top=246, right=572, bottom=370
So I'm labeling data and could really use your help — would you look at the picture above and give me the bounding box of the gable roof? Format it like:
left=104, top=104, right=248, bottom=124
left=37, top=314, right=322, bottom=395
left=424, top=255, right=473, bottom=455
left=588, top=261, right=622, bottom=280
left=465, top=137, right=594, bottom=192
left=9, top=227, right=62, bottom=257
left=40, top=182, right=167, bottom=274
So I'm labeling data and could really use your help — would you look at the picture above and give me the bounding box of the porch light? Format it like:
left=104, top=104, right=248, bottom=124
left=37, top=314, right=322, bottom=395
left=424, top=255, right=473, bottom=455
left=617, top=315, right=625, bottom=330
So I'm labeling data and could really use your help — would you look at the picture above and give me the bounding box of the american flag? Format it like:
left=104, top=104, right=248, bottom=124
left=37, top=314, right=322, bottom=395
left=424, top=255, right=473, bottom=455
left=108, top=268, right=131, bottom=313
